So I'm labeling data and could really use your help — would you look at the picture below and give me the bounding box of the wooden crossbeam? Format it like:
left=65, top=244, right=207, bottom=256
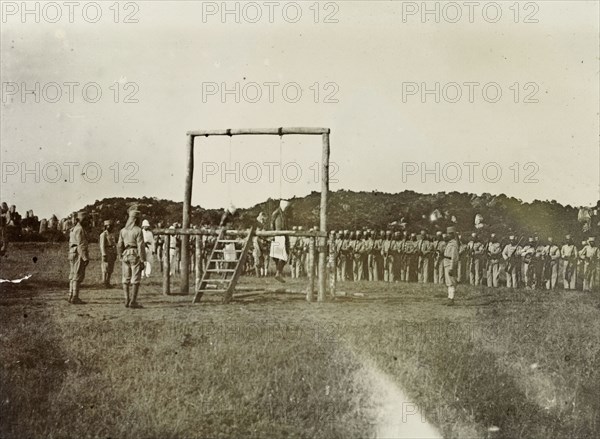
left=153, top=228, right=327, bottom=238
left=187, top=127, right=330, bottom=137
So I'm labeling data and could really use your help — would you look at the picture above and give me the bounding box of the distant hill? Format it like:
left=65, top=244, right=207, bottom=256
left=78, top=191, right=599, bottom=242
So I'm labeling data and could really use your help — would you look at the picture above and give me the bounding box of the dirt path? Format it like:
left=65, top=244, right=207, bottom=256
left=359, top=358, right=442, bottom=439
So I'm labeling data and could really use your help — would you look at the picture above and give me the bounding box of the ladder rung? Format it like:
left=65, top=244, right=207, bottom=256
left=208, top=260, right=239, bottom=264
left=198, top=289, right=228, bottom=293
left=218, top=240, right=240, bottom=244
left=204, top=279, right=232, bottom=283
left=206, top=269, right=236, bottom=273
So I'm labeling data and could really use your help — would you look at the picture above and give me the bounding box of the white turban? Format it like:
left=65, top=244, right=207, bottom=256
left=280, top=199, right=290, bottom=211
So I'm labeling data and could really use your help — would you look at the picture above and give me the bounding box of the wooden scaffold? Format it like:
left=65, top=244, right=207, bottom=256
left=154, top=127, right=332, bottom=303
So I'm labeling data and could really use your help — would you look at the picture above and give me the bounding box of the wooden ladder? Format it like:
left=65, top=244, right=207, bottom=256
left=192, top=226, right=256, bottom=304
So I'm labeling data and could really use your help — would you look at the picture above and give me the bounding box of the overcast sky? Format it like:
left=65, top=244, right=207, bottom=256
left=1, top=1, right=599, bottom=219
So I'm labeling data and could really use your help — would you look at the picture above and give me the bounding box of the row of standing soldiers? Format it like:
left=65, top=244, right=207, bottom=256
left=322, top=230, right=599, bottom=292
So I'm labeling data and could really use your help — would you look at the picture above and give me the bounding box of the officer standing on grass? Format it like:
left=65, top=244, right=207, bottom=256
left=117, top=208, right=147, bottom=308
left=99, top=220, right=117, bottom=288
left=68, top=211, right=90, bottom=304
left=443, top=226, right=460, bottom=306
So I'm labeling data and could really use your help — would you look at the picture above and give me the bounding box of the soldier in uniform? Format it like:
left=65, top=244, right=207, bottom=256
left=579, top=237, right=599, bottom=292
left=486, top=233, right=502, bottom=288
left=365, top=230, right=376, bottom=281
left=252, top=222, right=267, bottom=278
left=99, top=220, right=117, bottom=288
left=466, top=233, right=476, bottom=284
left=288, top=226, right=299, bottom=279
left=339, top=230, right=351, bottom=281
left=389, top=231, right=402, bottom=282
left=404, top=233, right=418, bottom=282
left=68, top=211, right=90, bottom=304
left=353, top=230, right=366, bottom=281
left=443, top=226, right=460, bottom=306
left=457, top=234, right=469, bottom=284
left=343, top=231, right=353, bottom=282
left=545, top=237, right=561, bottom=290
left=561, top=235, right=578, bottom=290
left=117, top=208, right=147, bottom=308
left=327, top=230, right=338, bottom=291
left=334, top=230, right=345, bottom=281
left=398, top=231, right=408, bottom=281
left=533, top=236, right=546, bottom=289
left=433, top=232, right=447, bottom=284
left=418, top=231, right=433, bottom=283
left=154, top=221, right=164, bottom=273
left=520, top=238, right=536, bottom=289
left=374, top=231, right=385, bottom=281
left=382, top=230, right=393, bottom=282
left=502, top=235, right=521, bottom=289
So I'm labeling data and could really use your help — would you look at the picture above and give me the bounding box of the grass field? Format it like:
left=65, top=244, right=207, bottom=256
left=1, top=243, right=599, bottom=438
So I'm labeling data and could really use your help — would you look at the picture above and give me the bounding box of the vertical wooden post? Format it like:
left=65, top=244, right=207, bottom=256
left=307, top=236, right=315, bottom=302
left=195, top=235, right=202, bottom=295
left=318, top=132, right=330, bottom=302
left=163, top=234, right=171, bottom=295
left=181, top=134, right=194, bottom=294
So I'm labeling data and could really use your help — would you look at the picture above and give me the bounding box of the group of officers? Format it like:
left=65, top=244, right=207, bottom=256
left=318, top=229, right=599, bottom=293
left=68, top=207, right=148, bottom=308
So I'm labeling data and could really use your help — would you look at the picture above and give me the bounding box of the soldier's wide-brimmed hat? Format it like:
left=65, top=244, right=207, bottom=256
left=529, top=237, right=534, bottom=242
left=336, top=230, right=343, bottom=236
left=227, top=204, right=237, bottom=215
left=142, top=219, right=150, bottom=227
left=446, top=226, right=456, bottom=234
left=356, top=230, right=362, bottom=236
left=436, top=231, right=442, bottom=235
left=103, top=219, right=112, bottom=226
left=509, top=235, right=515, bottom=240
left=292, top=226, right=298, bottom=231
left=297, top=226, right=304, bottom=231
left=588, top=237, right=595, bottom=242
left=386, top=230, right=392, bottom=235
left=490, top=233, right=496, bottom=238
left=344, top=230, right=349, bottom=235
left=379, top=230, right=385, bottom=236
left=566, top=234, right=571, bottom=239
left=471, top=232, right=477, bottom=237
left=410, top=232, right=416, bottom=237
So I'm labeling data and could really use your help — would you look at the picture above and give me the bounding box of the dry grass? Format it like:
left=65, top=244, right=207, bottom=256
left=1, top=243, right=599, bottom=438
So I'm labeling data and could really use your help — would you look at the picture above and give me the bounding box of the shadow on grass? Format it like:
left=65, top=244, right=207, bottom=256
left=0, top=301, right=72, bottom=438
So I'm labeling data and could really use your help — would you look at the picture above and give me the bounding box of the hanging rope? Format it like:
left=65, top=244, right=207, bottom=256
left=278, top=132, right=283, bottom=200
left=227, top=133, right=233, bottom=207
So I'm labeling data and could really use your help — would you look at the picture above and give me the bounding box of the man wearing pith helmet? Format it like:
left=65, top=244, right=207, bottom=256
left=99, top=219, right=117, bottom=288
left=443, top=226, right=460, bottom=306
left=117, top=208, right=147, bottom=308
